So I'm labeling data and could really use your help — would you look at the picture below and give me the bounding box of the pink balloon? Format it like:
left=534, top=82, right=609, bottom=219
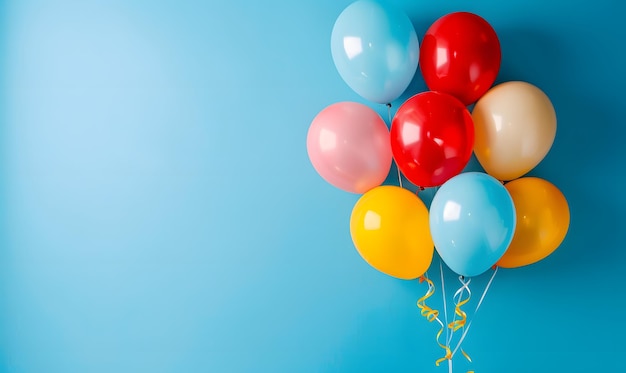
left=307, top=102, right=392, bottom=194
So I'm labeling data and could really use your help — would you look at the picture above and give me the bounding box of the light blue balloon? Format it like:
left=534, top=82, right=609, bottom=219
left=331, top=0, right=419, bottom=104
left=429, top=172, right=516, bottom=277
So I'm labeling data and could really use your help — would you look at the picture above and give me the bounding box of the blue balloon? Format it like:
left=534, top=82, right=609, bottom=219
left=429, top=172, right=516, bottom=277
left=331, top=0, right=419, bottom=104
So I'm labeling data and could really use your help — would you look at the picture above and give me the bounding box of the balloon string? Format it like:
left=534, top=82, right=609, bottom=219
left=438, top=275, right=469, bottom=366
left=445, top=277, right=467, bottom=346
left=451, top=267, right=499, bottom=359
left=440, top=259, right=450, bottom=345
left=387, top=103, right=403, bottom=189
left=439, top=259, right=452, bottom=373
left=434, top=321, right=454, bottom=367
left=417, top=275, right=439, bottom=322
left=434, top=329, right=453, bottom=367
left=449, top=276, right=472, bottom=332
left=417, top=274, right=450, bottom=367
left=445, top=276, right=472, bottom=364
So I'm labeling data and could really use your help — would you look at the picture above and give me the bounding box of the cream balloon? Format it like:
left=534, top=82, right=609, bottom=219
left=472, top=81, right=556, bottom=181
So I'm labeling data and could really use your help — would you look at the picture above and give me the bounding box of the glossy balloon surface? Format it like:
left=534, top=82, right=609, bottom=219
left=497, top=177, right=570, bottom=268
left=331, top=0, right=419, bottom=104
left=307, top=102, right=392, bottom=193
left=430, top=172, right=516, bottom=277
left=391, top=91, right=474, bottom=187
left=350, top=186, right=434, bottom=280
left=419, top=12, right=501, bottom=105
left=472, top=81, right=557, bottom=181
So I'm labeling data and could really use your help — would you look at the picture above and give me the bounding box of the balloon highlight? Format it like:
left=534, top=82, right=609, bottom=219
left=350, top=186, right=434, bottom=279
left=331, top=0, right=419, bottom=104
left=472, top=81, right=557, bottom=181
left=307, top=102, right=392, bottom=194
left=430, top=172, right=516, bottom=277
left=391, top=91, right=474, bottom=187
left=497, top=177, right=570, bottom=268
left=419, top=12, right=501, bottom=105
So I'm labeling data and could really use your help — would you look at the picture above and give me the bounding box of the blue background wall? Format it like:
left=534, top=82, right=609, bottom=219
left=1, top=0, right=624, bottom=372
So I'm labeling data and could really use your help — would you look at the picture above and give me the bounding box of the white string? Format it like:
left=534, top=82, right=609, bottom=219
left=451, top=267, right=499, bottom=358
left=447, top=276, right=471, bottom=346
left=387, top=104, right=403, bottom=189
left=439, top=260, right=450, bottom=346
left=439, top=260, right=453, bottom=373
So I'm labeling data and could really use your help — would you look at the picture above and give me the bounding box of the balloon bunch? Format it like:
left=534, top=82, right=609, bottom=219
left=306, top=1, right=570, bottom=369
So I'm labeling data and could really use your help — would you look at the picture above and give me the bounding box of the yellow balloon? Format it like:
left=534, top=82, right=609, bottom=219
left=472, top=81, right=556, bottom=181
left=350, top=186, right=434, bottom=279
left=497, top=177, right=570, bottom=268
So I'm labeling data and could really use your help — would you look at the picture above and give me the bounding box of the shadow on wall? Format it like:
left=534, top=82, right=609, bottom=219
left=497, top=25, right=621, bottom=277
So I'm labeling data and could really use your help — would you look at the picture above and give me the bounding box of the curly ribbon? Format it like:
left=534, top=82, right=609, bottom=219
left=417, top=275, right=439, bottom=321
left=432, top=263, right=499, bottom=373
left=451, top=266, right=499, bottom=359
left=439, top=260, right=449, bottom=342
left=435, top=343, right=453, bottom=367
left=417, top=275, right=451, bottom=368
left=437, top=260, right=453, bottom=373
left=449, top=276, right=472, bottom=332
left=444, top=276, right=473, bottom=364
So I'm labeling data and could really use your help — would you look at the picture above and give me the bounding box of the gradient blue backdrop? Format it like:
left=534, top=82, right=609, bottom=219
left=1, top=0, right=624, bottom=372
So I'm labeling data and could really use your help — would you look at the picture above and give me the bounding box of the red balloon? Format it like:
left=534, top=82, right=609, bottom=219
left=391, top=92, right=474, bottom=187
left=419, top=12, right=501, bottom=105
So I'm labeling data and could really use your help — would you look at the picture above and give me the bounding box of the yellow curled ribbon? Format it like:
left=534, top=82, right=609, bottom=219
left=434, top=339, right=452, bottom=367
left=417, top=276, right=451, bottom=366
left=417, top=276, right=439, bottom=322
left=448, top=292, right=470, bottom=332
left=447, top=276, right=473, bottom=363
